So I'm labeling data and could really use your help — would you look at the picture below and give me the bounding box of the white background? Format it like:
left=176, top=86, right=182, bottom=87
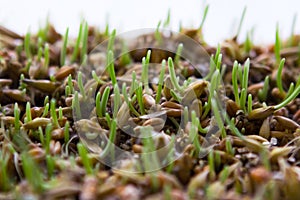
left=0, top=0, right=300, bottom=45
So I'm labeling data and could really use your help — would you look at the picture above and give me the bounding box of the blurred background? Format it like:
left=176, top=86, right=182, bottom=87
left=0, top=0, right=300, bottom=45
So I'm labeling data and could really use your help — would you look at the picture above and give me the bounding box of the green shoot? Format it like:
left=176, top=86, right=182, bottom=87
left=258, top=76, right=269, bottom=102
left=240, top=88, right=247, bottom=111
left=274, top=84, right=300, bottom=110
left=141, top=126, right=160, bottom=172
left=155, top=59, right=166, bottom=104
left=99, top=119, right=117, bottom=160
left=71, top=22, right=83, bottom=62
left=202, top=70, right=220, bottom=120
left=113, top=83, right=121, bottom=117
left=174, top=43, right=183, bottom=65
left=276, top=58, right=285, bottom=94
left=77, top=143, right=93, bottom=174
left=155, top=21, right=162, bottom=44
left=136, top=83, right=145, bottom=115
left=46, top=155, right=55, bottom=178
left=122, top=83, right=140, bottom=117
left=50, top=99, right=59, bottom=128
left=67, top=74, right=74, bottom=94
left=44, top=43, right=49, bottom=69
left=190, top=111, right=201, bottom=156
left=65, top=85, right=71, bottom=97
left=168, top=57, right=182, bottom=92
left=199, top=5, right=209, bottom=30
left=21, top=153, right=44, bottom=192
left=92, top=70, right=105, bottom=85
left=285, top=83, right=295, bottom=99
left=211, top=97, right=226, bottom=138
left=236, top=7, right=247, bottom=38
left=24, top=31, right=31, bottom=59
left=72, top=91, right=82, bottom=119
left=214, top=44, right=221, bottom=65
left=275, top=24, right=281, bottom=64
left=141, top=50, right=151, bottom=93
left=247, top=94, right=252, bottom=114
left=14, top=103, right=20, bottom=131
left=64, top=121, right=70, bottom=144
left=105, top=113, right=111, bottom=129
left=60, top=27, right=69, bottom=66
left=225, top=138, right=234, bottom=156
left=170, top=89, right=182, bottom=102
left=163, top=9, right=171, bottom=28
left=204, top=55, right=216, bottom=81
left=244, top=31, right=253, bottom=53
left=81, top=22, right=88, bottom=64
left=208, top=151, right=216, bottom=180
left=44, top=96, right=49, bottom=105
left=24, top=59, right=32, bottom=73
left=45, top=123, right=52, bottom=155
left=25, top=102, right=32, bottom=123
left=129, top=71, right=137, bottom=96
left=96, top=92, right=102, bottom=118
left=58, top=106, right=63, bottom=120
left=42, top=103, right=49, bottom=117
left=220, top=166, right=230, bottom=183
left=107, top=50, right=117, bottom=85
left=37, top=47, right=43, bottom=62
left=77, top=72, right=86, bottom=99
left=288, top=14, right=297, bottom=46
left=107, top=29, right=116, bottom=52
left=242, top=58, right=250, bottom=94
left=0, top=152, right=11, bottom=191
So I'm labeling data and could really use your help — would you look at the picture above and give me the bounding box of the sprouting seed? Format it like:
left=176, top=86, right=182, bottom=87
left=14, top=103, right=20, bottom=131
left=107, top=50, right=117, bottom=85
left=113, top=83, right=121, bottom=117
left=275, top=24, right=281, bottom=64
left=276, top=58, right=286, bottom=94
left=136, top=82, right=145, bottom=115
left=168, top=57, right=182, bottom=92
left=155, top=20, right=162, bottom=44
left=163, top=8, right=171, bottom=28
left=64, top=121, right=70, bottom=144
left=71, top=21, right=84, bottom=62
left=24, top=31, right=31, bottom=59
left=81, top=22, right=88, bottom=64
left=77, top=143, right=93, bottom=175
left=199, top=5, right=209, bottom=30
left=44, top=43, right=49, bottom=70
left=236, top=6, right=247, bottom=38
left=174, top=43, right=183, bottom=65
left=50, top=99, right=59, bottom=128
left=155, top=60, right=166, bottom=104
left=258, top=76, right=269, bottom=102
left=60, top=27, right=69, bottom=66
left=77, top=72, right=86, bottom=99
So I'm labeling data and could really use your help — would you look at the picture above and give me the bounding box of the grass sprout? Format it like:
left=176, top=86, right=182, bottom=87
left=276, top=58, right=286, bottom=94
left=99, top=119, right=117, bottom=161
left=155, top=21, right=162, bottom=44
left=275, top=24, right=281, bottom=64
left=136, top=83, right=145, bottom=115
left=107, top=50, right=117, bottom=85
left=163, top=9, right=171, bottom=28
left=113, top=83, right=121, bottom=117
left=60, top=27, right=69, bottom=66
left=141, top=50, right=151, bottom=94
left=77, top=72, right=86, bottom=99
left=174, top=43, right=183, bottom=65
left=274, top=83, right=300, bottom=110
left=288, top=14, right=297, bottom=46
left=71, top=22, right=83, bottom=62
left=21, top=153, right=45, bottom=192
left=236, top=6, right=247, bottom=39
left=50, top=99, right=59, bottom=128
left=24, top=31, right=31, bottom=59
left=14, top=103, right=20, bottom=131
left=199, top=5, right=209, bottom=30
left=64, top=121, right=70, bottom=144
left=77, top=143, right=93, bottom=175
left=81, top=22, right=88, bottom=64
left=258, top=76, right=269, bottom=102
left=44, top=43, right=50, bottom=70
left=72, top=91, right=82, bottom=119
left=168, top=57, right=182, bottom=92
left=25, top=102, right=32, bottom=123
left=155, top=59, right=166, bottom=104
left=122, top=83, right=140, bottom=117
